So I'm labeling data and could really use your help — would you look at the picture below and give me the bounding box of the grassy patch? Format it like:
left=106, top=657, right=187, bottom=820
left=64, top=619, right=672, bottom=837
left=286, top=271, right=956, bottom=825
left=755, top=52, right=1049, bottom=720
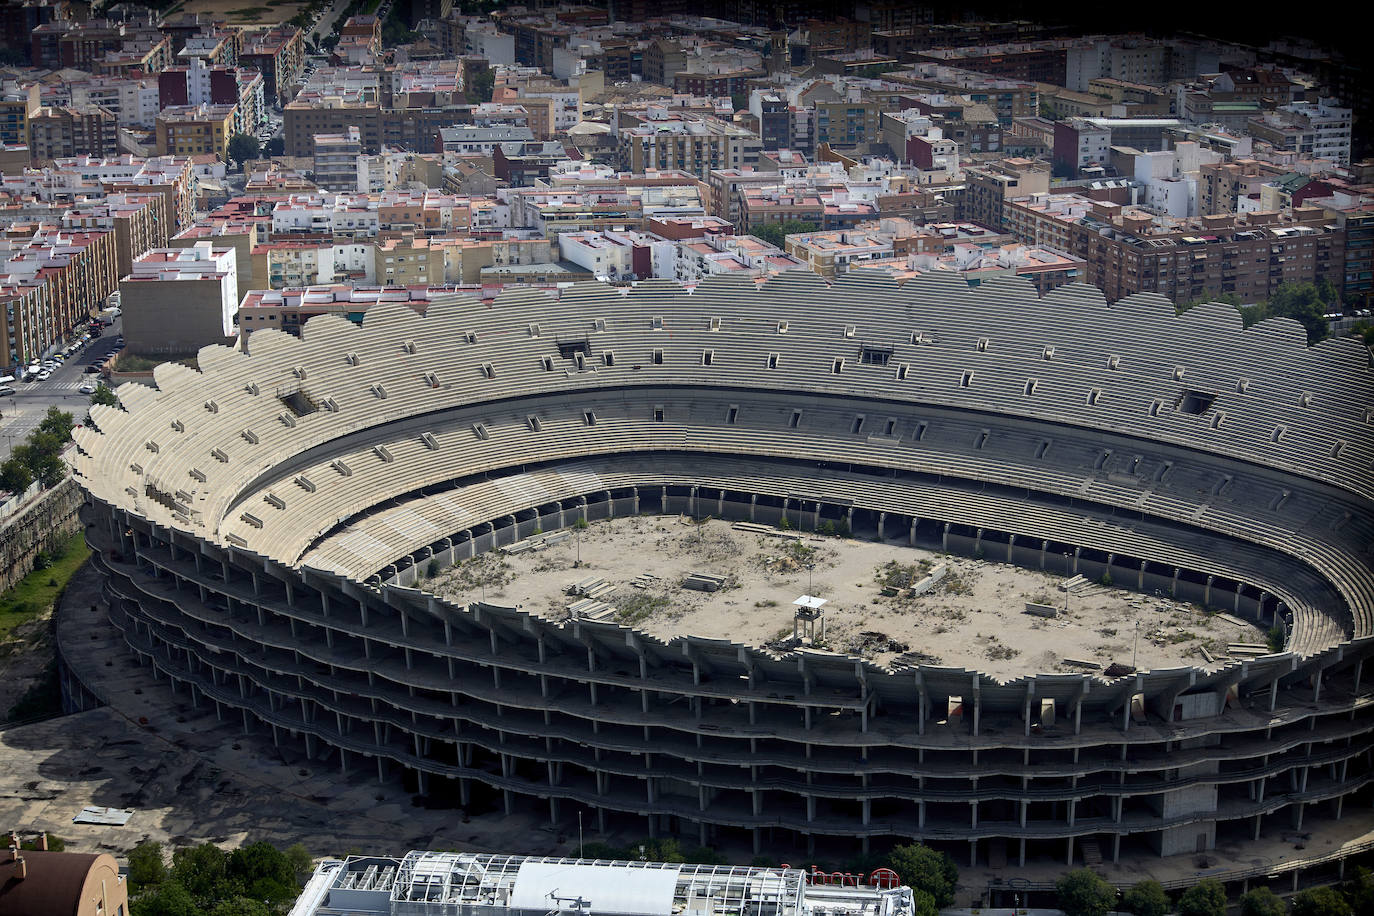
left=112, top=352, right=199, bottom=373
left=0, top=532, right=89, bottom=641
left=615, top=592, right=669, bottom=625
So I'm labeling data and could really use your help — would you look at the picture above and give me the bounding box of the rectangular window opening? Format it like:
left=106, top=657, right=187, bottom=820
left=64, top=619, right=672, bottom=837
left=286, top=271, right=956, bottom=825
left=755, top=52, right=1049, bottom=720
left=652, top=349, right=664, bottom=365
left=1176, top=389, right=1217, bottom=415
left=851, top=415, right=865, bottom=434
left=727, top=406, right=738, bottom=425
left=789, top=409, right=802, bottom=429
left=860, top=345, right=893, bottom=366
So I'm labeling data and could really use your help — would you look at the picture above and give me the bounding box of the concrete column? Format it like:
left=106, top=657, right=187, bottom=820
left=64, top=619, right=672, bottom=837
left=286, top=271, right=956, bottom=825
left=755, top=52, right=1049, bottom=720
left=781, top=497, right=790, bottom=526
left=846, top=507, right=854, bottom=532
left=942, top=522, right=950, bottom=551
left=877, top=512, right=885, bottom=540
left=1139, top=559, right=1147, bottom=590
left=1040, top=540, right=1048, bottom=569
left=1073, top=546, right=1081, bottom=574
left=909, top=517, right=918, bottom=546
left=814, top=501, right=821, bottom=530
left=974, top=527, right=984, bottom=553
left=1172, top=567, right=1180, bottom=597
left=749, top=494, right=757, bottom=521
left=605, top=490, right=615, bottom=519
left=1007, top=533, right=1016, bottom=562
left=1204, top=575, right=1214, bottom=606
left=690, top=485, right=698, bottom=518
left=632, top=486, right=641, bottom=514
left=660, top=487, right=668, bottom=514
left=718, top=491, right=725, bottom=517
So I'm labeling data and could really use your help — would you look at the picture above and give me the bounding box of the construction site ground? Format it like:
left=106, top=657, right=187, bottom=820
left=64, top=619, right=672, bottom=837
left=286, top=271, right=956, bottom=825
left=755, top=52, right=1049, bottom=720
left=428, top=516, right=1268, bottom=677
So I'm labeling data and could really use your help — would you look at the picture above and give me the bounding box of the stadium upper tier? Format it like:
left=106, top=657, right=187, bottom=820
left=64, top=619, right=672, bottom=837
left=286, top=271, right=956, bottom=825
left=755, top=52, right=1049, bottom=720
left=73, top=271, right=1374, bottom=659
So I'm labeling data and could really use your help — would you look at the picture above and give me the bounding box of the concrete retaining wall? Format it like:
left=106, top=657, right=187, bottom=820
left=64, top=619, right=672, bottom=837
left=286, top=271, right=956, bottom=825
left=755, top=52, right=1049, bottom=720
left=0, top=477, right=83, bottom=593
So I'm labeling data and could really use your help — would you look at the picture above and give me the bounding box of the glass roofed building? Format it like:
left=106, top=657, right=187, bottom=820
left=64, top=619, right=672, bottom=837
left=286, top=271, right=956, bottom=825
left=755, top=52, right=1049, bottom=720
left=289, top=851, right=915, bottom=916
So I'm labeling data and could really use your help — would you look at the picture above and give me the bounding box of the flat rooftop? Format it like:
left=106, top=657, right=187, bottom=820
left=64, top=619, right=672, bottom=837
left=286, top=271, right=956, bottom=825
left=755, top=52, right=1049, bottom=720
left=428, top=517, right=1264, bottom=676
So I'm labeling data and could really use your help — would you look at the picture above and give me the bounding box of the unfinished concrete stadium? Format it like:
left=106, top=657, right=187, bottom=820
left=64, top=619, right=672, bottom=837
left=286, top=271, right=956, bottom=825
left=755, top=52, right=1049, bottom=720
left=68, top=271, right=1374, bottom=874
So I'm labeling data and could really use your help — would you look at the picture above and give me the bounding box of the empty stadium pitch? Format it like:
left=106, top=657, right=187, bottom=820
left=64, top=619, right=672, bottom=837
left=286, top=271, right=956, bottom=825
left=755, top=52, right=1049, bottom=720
left=68, top=271, right=1374, bottom=872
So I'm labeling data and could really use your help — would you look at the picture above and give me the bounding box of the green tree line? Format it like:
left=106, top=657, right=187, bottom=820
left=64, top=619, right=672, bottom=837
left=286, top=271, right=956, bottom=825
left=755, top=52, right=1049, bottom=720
left=1175, top=279, right=1341, bottom=344
left=127, top=839, right=313, bottom=916
left=0, top=407, right=73, bottom=494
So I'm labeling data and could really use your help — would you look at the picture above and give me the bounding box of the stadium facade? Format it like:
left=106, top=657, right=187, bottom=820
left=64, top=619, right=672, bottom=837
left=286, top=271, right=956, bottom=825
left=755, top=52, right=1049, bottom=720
left=72, top=272, right=1374, bottom=870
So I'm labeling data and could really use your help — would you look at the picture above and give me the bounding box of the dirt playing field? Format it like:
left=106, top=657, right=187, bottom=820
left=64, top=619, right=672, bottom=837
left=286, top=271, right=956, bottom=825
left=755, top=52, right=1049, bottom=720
left=180, top=0, right=310, bottom=26
left=427, top=517, right=1267, bottom=678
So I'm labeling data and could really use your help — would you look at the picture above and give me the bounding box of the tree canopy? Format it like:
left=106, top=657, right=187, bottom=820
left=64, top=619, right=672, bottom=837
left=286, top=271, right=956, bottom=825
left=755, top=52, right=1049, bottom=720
left=1055, top=868, right=1117, bottom=916
left=1175, top=280, right=1337, bottom=344
left=1178, top=878, right=1227, bottom=916
left=883, top=844, right=958, bottom=908
left=1, top=407, right=73, bottom=490
left=749, top=219, right=818, bottom=249
left=227, top=133, right=260, bottom=168
left=1291, top=886, right=1354, bottom=916
left=1122, top=878, right=1171, bottom=916
left=1239, top=887, right=1286, bottom=916
left=128, top=840, right=313, bottom=916
left=90, top=383, right=119, bottom=407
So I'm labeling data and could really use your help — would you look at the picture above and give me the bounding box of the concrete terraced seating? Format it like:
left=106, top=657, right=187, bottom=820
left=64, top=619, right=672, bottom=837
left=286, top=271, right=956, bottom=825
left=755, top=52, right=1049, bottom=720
left=72, top=272, right=1374, bottom=669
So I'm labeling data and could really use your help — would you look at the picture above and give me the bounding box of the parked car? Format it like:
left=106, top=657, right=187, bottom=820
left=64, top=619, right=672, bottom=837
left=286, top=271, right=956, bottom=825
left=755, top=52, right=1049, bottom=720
left=78, top=382, right=96, bottom=394
left=84, top=365, right=101, bottom=374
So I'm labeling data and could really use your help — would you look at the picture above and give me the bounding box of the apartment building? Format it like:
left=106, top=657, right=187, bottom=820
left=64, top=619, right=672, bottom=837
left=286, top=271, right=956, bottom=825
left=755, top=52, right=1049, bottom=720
left=61, top=193, right=170, bottom=279
left=1198, top=159, right=1284, bottom=215
left=962, top=158, right=1050, bottom=229
left=68, top=75, right=161, bottom=128
left=1005, top=192, right=1346, bottom=303
left=119, top=242, right=237, bottom=353
left=240, top=26, right=305, bottom=107
left=1246, top=99, right=1353, bottom=167
left=813, top=99, right=884, bottom=149
left=27, top=106, right=119, bottom=164
left=313, top=128, right=364, bottom=192
left=888, top=64, right=1038, bottom=127
left=617, top=116, right=762, bottom=180
left=0, top=226, right=118, bottom=367
left=0, top=81, right=39, bottom=148
left=253, top=238, right=374, bottom=288
left=558, top=228, right=674, bottom=280
left=156, top=104, right=237, bottom=159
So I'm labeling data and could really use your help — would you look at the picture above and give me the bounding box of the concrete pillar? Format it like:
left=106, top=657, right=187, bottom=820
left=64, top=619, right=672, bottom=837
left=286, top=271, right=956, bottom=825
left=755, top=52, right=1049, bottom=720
left=942, top=522, right=951, bottom=551
left=718, top=491, right=725, bottom=517
left=1007, top=533, right=1016, bottom=562
left=1205, top=575, right=1214, bottom=607
left=690, top=485, right=698, bottom=518
left=1040, top=540, right=1049, bottom=569
left=909, top=517, right=918, bottom=546
left=632, top=487, right=641, bottom=515
left=660, top=487, right=668, bottom=514
left=813, top=501, right=821, bottom=531
left=877, top=512, right=886, bottom=540
left=1073, top=546, right=1081, bottom=574
left=749, top=494, right=757, bottom=522
left=1172, top=567, right=1180, bottom=597
left=1139, top=559, right=1147, bottom=590
left=605, top=490, right=615, bottom=519
left=781, top=497, right=790, bottom=526
left=845, top=507, right=854, bottom=532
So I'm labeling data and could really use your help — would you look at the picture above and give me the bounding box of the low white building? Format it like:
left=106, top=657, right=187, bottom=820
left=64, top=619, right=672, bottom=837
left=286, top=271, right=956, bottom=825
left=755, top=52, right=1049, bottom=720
left=559, top=229, right=675, bottom=280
